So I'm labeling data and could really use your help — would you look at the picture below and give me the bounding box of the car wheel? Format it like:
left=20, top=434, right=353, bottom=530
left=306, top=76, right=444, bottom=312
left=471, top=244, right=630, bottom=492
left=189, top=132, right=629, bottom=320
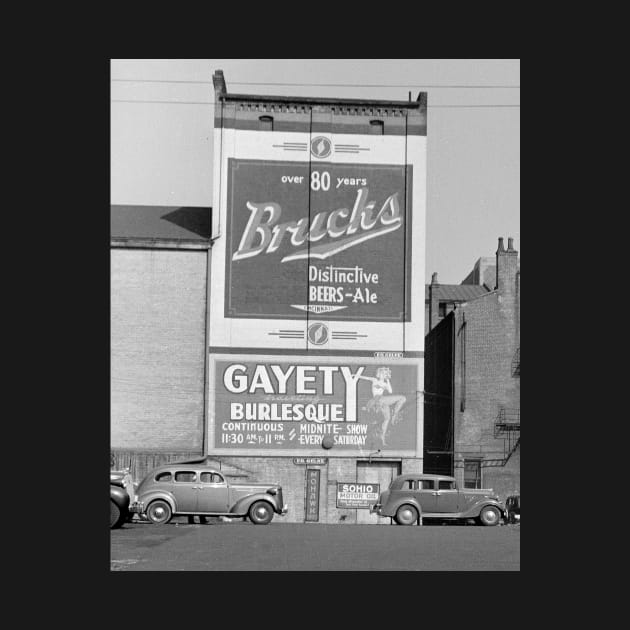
left=249, top=501, right=274, bottom=525
left=395, top=504, right=419, bottom=526
left=146, top=500, right=173, bottom=524
left=478, top=505, right=501, bottom=526
left=110, top=500, right=122, bottom=529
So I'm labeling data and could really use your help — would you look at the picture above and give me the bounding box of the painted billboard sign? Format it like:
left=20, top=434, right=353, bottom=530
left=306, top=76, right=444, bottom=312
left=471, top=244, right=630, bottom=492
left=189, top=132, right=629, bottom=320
left=336, top=482, right=380, bottom=509
left=225, top=159, right=412, bottom=322
left=209, top=111, right=426, bottom=354
left=209, top=354, right=421, bottom=456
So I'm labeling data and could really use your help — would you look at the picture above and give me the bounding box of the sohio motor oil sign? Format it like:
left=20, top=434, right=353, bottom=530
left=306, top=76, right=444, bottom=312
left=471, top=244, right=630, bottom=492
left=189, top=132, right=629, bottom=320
left=224, top=158, right=412, bottom=322
left=209, top=355, right=419, bottom=455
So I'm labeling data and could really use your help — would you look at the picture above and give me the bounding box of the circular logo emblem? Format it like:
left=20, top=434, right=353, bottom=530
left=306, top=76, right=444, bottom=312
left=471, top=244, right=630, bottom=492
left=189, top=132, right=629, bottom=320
left=310, top=136, right=332, bottom=159
left=307, top=322, right=329, bottom=345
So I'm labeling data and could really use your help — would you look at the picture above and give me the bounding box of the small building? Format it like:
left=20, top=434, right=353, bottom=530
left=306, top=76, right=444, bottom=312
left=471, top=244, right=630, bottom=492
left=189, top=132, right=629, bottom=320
left=424, top=237, right=520, bottom=499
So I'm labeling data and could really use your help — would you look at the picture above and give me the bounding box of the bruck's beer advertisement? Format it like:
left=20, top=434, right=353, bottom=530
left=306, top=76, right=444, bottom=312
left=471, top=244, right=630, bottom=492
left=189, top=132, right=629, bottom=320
left=209, top=124, right=426, bottom=354
left=224, top=158, right=412, bottom=323
left=209, top=355, right=420, bottom=455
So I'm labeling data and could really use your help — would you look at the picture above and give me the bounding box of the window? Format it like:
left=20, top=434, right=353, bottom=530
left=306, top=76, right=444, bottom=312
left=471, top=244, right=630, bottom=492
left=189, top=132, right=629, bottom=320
left=369, top=119, right=384, bottom=135
left=418, top=479, right=435, bottom=490
left=464, top=460, right=482, bottom=489
left=439, top=302, right=447, bottom=317
left=259, top=115, right=273, bottom=131
left=174, top=471, right=196, bottom=483
left=201, top=472, right=224, bottom=483
left=155, top=471, right=172, bottom=482
left=438, top=480, right=455, bottom=490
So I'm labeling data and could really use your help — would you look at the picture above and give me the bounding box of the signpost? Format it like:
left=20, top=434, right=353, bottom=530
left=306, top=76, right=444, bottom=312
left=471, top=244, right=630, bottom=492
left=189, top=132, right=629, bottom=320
left=305, top=469, right=321, bottom=522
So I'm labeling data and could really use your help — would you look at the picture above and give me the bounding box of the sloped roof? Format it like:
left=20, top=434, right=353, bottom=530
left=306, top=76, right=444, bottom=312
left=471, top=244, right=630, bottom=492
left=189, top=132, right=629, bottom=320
left=424, top=284, right=490, bottom=301
left=111, top=205, right=211, bottom=241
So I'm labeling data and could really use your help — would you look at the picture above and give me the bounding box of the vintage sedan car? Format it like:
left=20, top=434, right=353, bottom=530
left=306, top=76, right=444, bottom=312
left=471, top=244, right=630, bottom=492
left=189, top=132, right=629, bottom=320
left=110, top=469, right=133, bottom=529
left=132, top=463, right=288, bottom=525
left=371, top=474, right=506, bottom=526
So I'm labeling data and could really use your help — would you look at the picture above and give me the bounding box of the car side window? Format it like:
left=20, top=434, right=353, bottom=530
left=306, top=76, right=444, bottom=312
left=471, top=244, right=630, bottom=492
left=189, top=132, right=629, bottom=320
left=200, top=472, right=225, bottom=483
left=174, top=471, right=197, bottom=483
left=404, top=480, right=414, bottom=490
left=155, top=471, right=172, bottom=482
left=438, top=480, right=455, bottom=490
left=418, top=480, right=434, bottom=490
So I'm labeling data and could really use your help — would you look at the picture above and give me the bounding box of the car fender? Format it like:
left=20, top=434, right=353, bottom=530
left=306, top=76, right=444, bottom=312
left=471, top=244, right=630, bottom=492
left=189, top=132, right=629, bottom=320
left=110, top=484, right=130, bottom=510
left=230, top=492, right=279, bottom=516
left=461, top=498, right=506, bottom=519
left=138, top=491, right=177, bottom=514
left=384, top=497, right=423, bottom=518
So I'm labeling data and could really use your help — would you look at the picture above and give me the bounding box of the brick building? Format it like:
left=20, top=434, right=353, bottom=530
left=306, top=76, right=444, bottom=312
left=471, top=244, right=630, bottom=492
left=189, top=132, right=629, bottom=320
left=425, top=273, right=489, bottom=334
left=424, top=237, right=520, bottom=500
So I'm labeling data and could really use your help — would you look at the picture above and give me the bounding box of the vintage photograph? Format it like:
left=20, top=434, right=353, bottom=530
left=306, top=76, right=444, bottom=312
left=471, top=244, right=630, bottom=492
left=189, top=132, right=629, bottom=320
left=110, top=59, right=520, bottom=570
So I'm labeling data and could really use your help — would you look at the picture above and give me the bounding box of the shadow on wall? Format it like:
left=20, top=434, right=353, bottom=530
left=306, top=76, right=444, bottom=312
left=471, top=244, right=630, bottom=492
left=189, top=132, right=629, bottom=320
left=161, top=207, right=211, bottom=239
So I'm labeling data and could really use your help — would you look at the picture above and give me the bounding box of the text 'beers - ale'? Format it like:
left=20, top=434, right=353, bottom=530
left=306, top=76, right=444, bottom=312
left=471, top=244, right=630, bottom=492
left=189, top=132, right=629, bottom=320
left=232, top=187, right=403, bottom=263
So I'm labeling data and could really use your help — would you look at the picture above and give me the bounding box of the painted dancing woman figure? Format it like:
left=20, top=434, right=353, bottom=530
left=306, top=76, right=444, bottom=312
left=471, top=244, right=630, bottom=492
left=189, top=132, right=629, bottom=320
left=359, top=367, right=406, bottom=446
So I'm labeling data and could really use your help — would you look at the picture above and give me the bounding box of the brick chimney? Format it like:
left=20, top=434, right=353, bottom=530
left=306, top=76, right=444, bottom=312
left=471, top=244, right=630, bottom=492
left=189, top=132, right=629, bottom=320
left=213, top=70, right=227, bottom=128
left=429, top=272, right=440, bottom=331
left=496, top=236, right=518, bottom=296
left=212, top=69, right=226, bottom=98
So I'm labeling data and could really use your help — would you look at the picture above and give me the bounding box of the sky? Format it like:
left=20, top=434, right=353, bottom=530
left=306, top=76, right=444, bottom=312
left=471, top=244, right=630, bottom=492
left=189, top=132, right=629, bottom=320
left=111, top=59, right=520, bottom=284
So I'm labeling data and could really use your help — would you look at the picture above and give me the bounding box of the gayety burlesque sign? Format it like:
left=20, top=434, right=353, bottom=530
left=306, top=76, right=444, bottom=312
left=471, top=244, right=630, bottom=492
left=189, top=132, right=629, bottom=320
left=208, top=355, right=420, bottom=454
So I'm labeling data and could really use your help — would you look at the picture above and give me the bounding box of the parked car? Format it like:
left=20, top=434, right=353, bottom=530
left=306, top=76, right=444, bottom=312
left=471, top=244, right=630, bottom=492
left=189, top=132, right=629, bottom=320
left=371, top=474, right=506, bottom=526
left=110, top=468, right=134, bottom=529
left=132, top=462, right=288, bottom=525
left=505, top=493, right=520, bottom=524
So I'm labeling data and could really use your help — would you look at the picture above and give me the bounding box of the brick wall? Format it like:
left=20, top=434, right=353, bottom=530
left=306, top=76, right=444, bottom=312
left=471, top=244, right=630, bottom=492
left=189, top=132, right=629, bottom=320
left=111, top=249, right=208, bottom=451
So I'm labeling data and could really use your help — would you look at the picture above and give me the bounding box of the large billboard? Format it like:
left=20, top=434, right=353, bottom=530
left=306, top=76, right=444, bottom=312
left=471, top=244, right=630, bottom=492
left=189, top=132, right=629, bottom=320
left=209, top=109, right=426, bottom=355
left=208, top=354, right=422, bottom=456
left=224, top=157, right=412, bottom=323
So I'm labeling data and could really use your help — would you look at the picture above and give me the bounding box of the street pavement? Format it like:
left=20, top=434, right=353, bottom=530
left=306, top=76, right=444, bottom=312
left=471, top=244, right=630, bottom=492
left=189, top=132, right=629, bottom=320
left=111, top=517, right=520, bottom=571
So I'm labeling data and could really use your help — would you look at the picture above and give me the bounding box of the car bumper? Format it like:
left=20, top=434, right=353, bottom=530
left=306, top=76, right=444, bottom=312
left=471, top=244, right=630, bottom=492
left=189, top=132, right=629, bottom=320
left=370, top=504, right=383, bottom=515
left=280, top=503, right=288, bottom=516
left=129, top=501, right=145, bottom=514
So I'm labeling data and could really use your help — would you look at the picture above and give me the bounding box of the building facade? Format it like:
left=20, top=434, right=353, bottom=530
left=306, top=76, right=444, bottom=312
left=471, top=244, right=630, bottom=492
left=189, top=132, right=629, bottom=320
left=424, top=237, right=520, bottom=499
left=111, top=71, right=428, bottom=524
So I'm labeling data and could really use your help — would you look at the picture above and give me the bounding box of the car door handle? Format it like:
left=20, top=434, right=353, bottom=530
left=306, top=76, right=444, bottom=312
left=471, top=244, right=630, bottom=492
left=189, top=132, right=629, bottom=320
left=432, top=492, right=440, bottom=496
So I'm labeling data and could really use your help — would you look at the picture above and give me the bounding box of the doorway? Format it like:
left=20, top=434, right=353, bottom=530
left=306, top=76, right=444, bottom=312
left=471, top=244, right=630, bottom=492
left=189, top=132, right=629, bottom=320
left=356, top=461, right=401, bottom=524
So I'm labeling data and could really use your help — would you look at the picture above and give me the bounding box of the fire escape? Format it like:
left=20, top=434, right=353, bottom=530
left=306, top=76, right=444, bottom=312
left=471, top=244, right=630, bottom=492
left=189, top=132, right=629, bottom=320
left=481, top=409, right=520, bottom=467
left=483, top=348, right=520, bottom=467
